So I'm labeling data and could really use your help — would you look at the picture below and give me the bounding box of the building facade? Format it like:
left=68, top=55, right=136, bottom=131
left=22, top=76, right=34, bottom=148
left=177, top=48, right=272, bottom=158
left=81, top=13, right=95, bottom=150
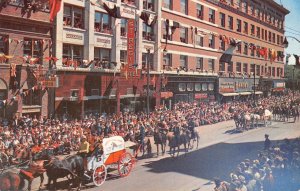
left=0, top=0, right=54, bottom=119
left=53, top=0, right=289, bottom=118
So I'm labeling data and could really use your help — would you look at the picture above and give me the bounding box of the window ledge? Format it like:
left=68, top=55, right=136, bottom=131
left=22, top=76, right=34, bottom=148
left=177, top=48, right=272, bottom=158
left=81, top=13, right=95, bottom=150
left=142, top=39, right=155, bottom=43
left=121, top=2, right=137, bottom=9
left=142, top=9, right=156, bottom=15
left=94, top=32, right=113, bottom=37
left=63, top=26, right=86, bottom=32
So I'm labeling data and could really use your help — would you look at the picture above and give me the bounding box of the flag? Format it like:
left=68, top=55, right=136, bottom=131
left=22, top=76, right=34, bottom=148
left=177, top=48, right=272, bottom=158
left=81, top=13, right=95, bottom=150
left=49, top=0, right=62, bottom=22
left=286, top=54, right=291, bottom=65
left=270, top=49, right=277, bottom=63
left=294, top=54, right=300, bottom=68
left=139, top=12, right=157, bottom=27
left=151, top=75, right=156, bottom=87
left=10, top=63, right=16, bottom=77
left=103, top=2, right=121, bottom=18
left=219, top=39, right=241, bottom=63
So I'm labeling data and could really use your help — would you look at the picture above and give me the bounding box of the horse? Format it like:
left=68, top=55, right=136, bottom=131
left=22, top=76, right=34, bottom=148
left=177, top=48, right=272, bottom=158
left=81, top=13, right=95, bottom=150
left=189, top=129, right=200, bottom=149
left=153, top=128, right=167, bottom=156
left=167, top=129, right=190, bottom=157
left=44, top=154, right=84, bottom=191
left=250, top=114, right=261, bottom=128
left=0, top=171, right=26, bottom=191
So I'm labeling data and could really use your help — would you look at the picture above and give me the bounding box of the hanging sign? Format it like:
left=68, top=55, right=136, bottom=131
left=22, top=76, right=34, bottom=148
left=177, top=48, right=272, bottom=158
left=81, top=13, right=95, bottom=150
left=127, top=19, right=135, bottom=66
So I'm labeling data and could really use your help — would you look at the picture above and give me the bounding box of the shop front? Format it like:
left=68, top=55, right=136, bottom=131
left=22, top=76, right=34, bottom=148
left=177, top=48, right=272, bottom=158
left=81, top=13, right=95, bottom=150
left=272, top=80, right=286, bottom=95
left=165, top=75, right=217, bottom=107
left=218, top=78, right=261, bottom=103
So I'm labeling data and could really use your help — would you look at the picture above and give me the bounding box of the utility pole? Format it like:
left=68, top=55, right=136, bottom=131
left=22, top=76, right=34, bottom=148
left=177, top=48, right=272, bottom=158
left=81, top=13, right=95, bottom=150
left=146, top=49, right=150, bottom=118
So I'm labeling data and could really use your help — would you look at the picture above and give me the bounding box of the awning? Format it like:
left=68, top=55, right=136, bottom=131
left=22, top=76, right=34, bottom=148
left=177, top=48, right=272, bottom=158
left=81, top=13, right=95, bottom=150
left=220, top=93, right=239, bottom=96
left=239, top=92, right=252, bottom=95
left=255, top=91, right=263, bottom=94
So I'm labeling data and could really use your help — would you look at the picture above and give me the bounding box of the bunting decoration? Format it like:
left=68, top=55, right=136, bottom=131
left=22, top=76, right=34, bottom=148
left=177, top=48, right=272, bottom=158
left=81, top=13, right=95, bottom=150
left=139, top=11, right=157, bottom=27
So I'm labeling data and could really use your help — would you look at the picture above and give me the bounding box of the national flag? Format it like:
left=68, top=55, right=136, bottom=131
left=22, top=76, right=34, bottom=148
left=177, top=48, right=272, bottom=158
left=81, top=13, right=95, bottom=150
left=219, top=38, right=241, bottom=63
left=103, top=2, right=121, bottom=18
left=49, top=0, right=62, bottom=22
left=139, top=12, right=157, bottom=27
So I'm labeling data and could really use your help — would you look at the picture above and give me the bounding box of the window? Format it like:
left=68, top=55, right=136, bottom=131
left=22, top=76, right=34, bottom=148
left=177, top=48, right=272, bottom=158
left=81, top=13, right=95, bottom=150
left=208, top=34, right=215, bottom=48
left=202, top=83, right=208, bottom=91
left=272, top=67, right=275, bottom=77
left=196, top=57, right=203, bottom=70
left=219, top=62, right=225, bottom=72
left=180, top=0, right=187, bottom=15
left=209, top=9, right=215, bottom=23
left=256, top=65, right=260, bottom=76
left=256, top=8, right=260, bottom=19
left=272, top=33, right=275, bottom=43
left=256, top=26, right=260, bottom=38
left=94, top=48, right=111, bottom=63
left=208, top=59, right=215, bottom=72
left=163, top=0, right=172, bottom=10
left=250, top=64, right=255, bottom=74
left=243, top=1, right=248, bottom=14
left=120, top=50, right=127, bottom=63
left=250, top=4, right=255, bottom=16
left=187, top=83, right=194, bottom=91
left=277, top=35, right=280, bottom=45
left=180, top=55, right=188, bottom=70
left=265, top=30, right=267, bottom=41
left=163, top=53, right=172, bottom=67
left=243, top=63, right=248, bottom=74
left=262, top=28, right=264, bottom=40
left=243, top=21, right=248, bottom=34
left=142, top=53, right=154, bottom=69
left=256, top=46, right=260, bottom=58
left=195, top=83, right=201, bottom=91
left=62, top=44, right=83, bottom=65
left=268, top=31, right=271, bottom=42
left=0, top=35, right=8, bottom=55
left=228, top=62, right=233, bottom=72
left=237, top=19, right=241, bottom=32
left=63, top=5, right=84, bottom=29
left=250, top=44, right=255, bottom=57
left=220, top=13, right=225, bottom=27
left=179, top=83, right=186, bottom=91
left=195, top=35, right=203, bottom=46
left=236, top=62, right=242, bottom=73
left=143, top=23, right=154, bottom=41
left=197, top=4, right=204, bottom=19
left=236, top=43, right=241, bottom=53
left=120, top=19, right=127, bottom=36
left=220, top=39, right=225, bottom=51
left=23, top=39, right=42, bottom=64
left=228, top=16, right=233, bottom=30
left=143, top=0, right=154, bottom=11
left=250, top=24, right=255, bottom=35
left=95, top=12, right=112, bottom=34
left=243, top=43, right=248, bottom=55
left=180, top=27, right=188, bottom=43
left=71, top=89, right=79, bottom=98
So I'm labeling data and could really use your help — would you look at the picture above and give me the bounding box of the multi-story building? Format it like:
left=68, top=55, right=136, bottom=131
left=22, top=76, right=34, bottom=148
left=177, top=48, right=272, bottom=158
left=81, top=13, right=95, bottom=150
left=0, top=0, right=53, bottom=119
left=53, top=0, right=289, bottom=118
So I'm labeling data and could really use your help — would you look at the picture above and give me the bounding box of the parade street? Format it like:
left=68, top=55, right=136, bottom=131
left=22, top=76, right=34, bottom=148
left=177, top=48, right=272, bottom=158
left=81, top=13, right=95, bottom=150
left=31, top=119, right=300, bottom=191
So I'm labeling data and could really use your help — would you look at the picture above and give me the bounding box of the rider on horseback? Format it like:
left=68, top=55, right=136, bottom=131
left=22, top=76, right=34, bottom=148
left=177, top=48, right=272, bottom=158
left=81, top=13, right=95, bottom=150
left=188, top=117, right=196, bottom=139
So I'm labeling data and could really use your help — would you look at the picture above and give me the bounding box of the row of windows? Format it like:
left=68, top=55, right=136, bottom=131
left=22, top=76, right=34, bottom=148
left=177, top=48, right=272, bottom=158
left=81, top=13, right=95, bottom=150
left=178, top=82, right=215, bottom=92
left=63, top=5, right=155, bottom=41
left=219, top=12, right=284, bottom=45
left=163, top=53, right=283, bottom=77
left=163, top=0, right=284, bottom=31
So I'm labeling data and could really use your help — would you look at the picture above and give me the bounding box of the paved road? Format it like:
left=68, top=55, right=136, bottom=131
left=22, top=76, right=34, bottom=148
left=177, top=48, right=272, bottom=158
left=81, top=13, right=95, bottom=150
left=32, top=119, right=300, bottom=191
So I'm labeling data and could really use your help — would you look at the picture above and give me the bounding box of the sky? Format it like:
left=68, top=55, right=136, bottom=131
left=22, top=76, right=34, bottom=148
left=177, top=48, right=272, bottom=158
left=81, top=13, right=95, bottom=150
left=275, top=0, right=300, bottom=64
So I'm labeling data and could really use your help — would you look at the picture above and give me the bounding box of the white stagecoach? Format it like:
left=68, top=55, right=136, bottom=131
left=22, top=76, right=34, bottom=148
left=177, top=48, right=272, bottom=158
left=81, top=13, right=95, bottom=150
left=86, top=136, right=136, bottom=187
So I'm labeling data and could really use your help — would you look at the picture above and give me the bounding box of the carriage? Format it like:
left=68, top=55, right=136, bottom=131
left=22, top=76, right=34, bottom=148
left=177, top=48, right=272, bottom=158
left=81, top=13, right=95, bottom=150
left=86, top=136, right=136, bottom=187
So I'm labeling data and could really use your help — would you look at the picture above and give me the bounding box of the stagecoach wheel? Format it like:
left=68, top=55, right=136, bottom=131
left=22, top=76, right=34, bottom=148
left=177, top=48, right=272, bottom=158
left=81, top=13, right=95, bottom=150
left=93, top=164, right=107, bottom=187
left=118, top=152, right=134, bottom=177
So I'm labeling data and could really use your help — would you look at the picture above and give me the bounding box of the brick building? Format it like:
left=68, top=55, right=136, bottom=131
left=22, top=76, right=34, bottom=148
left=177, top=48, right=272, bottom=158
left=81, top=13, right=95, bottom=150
left=53, top=0, right=289, bottom=118
left=0, top=0, right=53, bottom=119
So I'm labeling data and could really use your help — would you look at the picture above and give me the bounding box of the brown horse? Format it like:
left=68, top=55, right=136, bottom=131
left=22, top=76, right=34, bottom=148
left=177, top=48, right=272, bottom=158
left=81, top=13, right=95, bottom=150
left=0, top=171, right=26, bottom=191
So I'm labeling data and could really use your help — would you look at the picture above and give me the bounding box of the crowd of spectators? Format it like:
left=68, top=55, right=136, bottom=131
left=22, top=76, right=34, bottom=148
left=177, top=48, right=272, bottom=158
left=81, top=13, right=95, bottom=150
left=0, top=92, right=299, bottom=164
left=214, top=136, right=300, bottom=191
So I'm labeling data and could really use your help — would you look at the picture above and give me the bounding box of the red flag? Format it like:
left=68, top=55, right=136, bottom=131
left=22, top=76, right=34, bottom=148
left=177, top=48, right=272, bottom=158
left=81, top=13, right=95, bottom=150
left=49, top=0, right=62, bottom=22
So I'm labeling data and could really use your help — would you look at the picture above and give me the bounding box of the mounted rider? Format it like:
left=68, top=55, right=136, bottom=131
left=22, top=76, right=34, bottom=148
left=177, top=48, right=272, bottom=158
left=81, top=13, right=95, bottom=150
left=188, top=117, right=196, bottom=139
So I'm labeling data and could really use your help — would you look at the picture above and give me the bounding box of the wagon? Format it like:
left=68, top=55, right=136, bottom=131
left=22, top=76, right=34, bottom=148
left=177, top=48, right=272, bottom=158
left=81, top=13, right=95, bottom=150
left=86, top=136, right=136, bottom=187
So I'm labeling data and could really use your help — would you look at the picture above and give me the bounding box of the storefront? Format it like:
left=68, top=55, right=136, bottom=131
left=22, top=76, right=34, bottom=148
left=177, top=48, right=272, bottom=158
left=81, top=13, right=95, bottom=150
left=165, top=75, right=217, bottom=106
left=272, top=80, right=286, bottom=95
left=218, top=77, right=262, bottom=103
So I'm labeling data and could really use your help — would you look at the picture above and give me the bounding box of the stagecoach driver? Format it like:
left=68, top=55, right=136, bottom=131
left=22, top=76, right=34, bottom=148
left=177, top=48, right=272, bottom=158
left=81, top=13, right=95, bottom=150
left=78, top=135, right=90, bottom=172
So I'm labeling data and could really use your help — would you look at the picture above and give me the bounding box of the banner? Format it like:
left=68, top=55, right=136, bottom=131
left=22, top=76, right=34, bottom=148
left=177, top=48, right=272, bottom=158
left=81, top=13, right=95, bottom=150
left=127, top=19, right=135, bottom=67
